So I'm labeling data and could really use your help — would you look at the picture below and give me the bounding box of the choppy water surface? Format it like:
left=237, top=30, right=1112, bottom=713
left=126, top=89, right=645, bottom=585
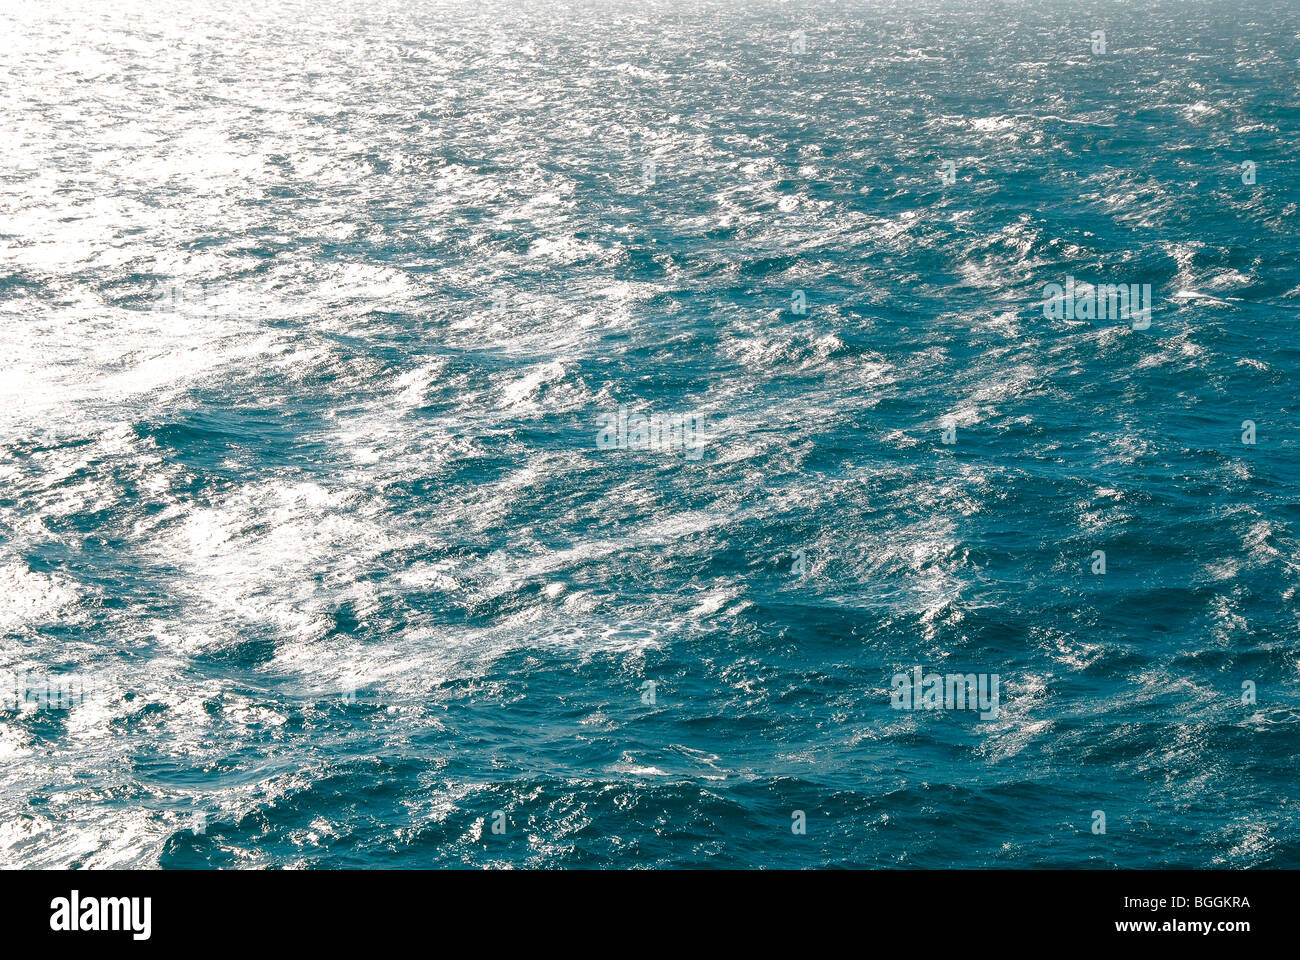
left=2, top=0, right=1299, bottom=868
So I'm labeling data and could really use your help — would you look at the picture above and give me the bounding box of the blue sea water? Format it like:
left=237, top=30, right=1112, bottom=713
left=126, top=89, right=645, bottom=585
left=1, top=0, right=1299, bottom=869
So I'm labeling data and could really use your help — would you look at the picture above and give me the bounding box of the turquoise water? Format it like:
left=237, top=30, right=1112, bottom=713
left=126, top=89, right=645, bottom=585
left=1, top=0, right=1299, bottom=868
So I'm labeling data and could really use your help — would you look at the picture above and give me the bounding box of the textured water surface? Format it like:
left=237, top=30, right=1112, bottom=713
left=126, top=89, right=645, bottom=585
left=2, top=0, right=1299, bottom=868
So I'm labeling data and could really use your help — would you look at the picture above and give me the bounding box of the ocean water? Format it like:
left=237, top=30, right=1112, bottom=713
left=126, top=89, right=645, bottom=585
left=2, top=0, right=1299, bottom=869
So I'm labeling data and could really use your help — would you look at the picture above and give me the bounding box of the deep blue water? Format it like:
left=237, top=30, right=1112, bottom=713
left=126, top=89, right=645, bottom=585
left=2, top=0, right=1299, bottom=868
